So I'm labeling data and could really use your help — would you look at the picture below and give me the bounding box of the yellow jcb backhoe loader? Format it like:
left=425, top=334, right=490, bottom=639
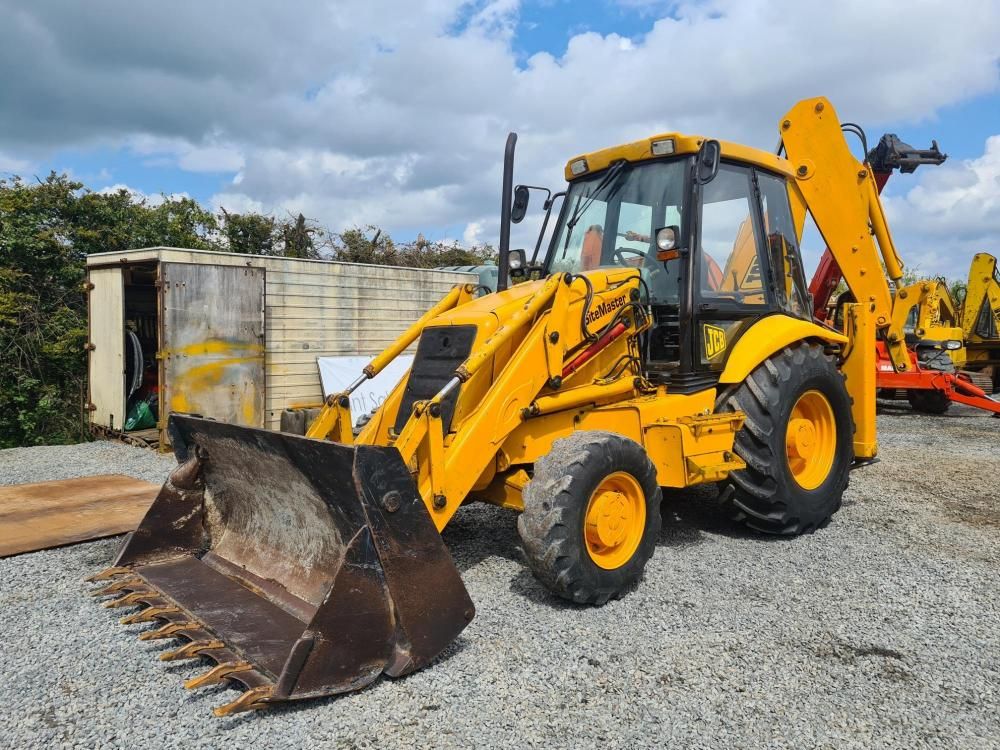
left=92, top=97, right=899, bottom=716
left=959, top=252, right=1000, bottom=393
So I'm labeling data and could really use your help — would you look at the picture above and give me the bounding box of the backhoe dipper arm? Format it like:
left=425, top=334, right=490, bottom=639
left=807, top=133, right=946, bottom=321
left=780, top=98, right=911, bottom=372
left=963, top=252, right=1000, bottom=340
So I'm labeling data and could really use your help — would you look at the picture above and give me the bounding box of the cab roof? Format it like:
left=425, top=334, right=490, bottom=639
left=563, top=132, right=794, bottom=181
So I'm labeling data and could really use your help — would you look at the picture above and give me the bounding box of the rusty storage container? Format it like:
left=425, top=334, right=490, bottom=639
left=85, top=247, right=474, bottom=449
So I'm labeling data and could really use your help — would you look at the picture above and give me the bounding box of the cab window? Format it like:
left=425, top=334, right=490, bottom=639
left=698, top=165, right=767, bottom=306
left=548, top=159, right=687, bottom=305
left=757, top=171, right=810, bottom=317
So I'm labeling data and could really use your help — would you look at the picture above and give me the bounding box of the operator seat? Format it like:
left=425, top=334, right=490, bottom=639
left=581, top=225, right=603, bottom=270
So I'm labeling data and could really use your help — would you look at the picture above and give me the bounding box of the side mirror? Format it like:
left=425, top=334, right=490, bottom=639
left=654, top=225, right=682, bottom=261
left=696, top=139, right=721, bottom=185
left=510, top=185, right=530, bottom=224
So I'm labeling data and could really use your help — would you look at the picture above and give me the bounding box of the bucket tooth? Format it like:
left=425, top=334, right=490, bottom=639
left=137, top=621, right=200, bottom=642
left=160, top=639, right=225, bottom=662
left=102, top=591, right=160, bottom=609
left=212, top=686, right=273, bottom=717
left=90, top=576, right=144, bottom=597
left=120, top=606, right=180, bottom=625
left=85, top=566, right=132, bottom=583
left=184, top=662, right=254, bottom=690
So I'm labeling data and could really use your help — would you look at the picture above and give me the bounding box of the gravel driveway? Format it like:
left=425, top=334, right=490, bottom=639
left=1, top=405, right=998, bottom=749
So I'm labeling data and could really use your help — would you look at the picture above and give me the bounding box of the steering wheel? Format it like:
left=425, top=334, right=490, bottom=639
left=612, top=246, right=650, bottom=266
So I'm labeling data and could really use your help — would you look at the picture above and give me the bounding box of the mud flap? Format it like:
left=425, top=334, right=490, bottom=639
left=90, top=414, right=474, bottom=715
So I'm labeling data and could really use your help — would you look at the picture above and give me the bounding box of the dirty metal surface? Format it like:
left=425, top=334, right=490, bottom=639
left=0, top=475, right=158, bottom=558
left=160, top=262, right=265, bottom=430
left=90, top=414, right=475, bottom=714
left=138, top=556, right=305, bottom=677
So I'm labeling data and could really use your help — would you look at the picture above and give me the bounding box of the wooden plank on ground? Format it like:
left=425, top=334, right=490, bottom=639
left=0, top=475, right=160, bottom=558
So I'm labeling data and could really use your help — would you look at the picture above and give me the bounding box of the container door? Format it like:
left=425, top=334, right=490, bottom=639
left=160, top=263, right=265, bottom=434
left=88, top=268, right=126, bottom=430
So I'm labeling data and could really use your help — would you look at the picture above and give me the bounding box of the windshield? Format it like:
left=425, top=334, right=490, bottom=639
left=547, top=159, right=688, bottom=304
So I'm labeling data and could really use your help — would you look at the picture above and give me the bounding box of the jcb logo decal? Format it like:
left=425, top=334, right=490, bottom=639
left=703, top=324, right=727, bottom=360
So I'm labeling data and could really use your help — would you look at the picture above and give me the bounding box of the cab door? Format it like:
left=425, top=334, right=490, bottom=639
left=692, top=163, right=775, bottom=373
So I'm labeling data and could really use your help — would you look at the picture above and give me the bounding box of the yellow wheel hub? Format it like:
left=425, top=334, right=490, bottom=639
left=584, top=472, right=645, bottom=570
left=785, top=390, right=836, bottom=490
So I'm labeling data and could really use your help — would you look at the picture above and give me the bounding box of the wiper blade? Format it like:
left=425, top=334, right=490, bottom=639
left=566, top=160, right=629, bottom=231
left=561, top=160, right=629, bottom=257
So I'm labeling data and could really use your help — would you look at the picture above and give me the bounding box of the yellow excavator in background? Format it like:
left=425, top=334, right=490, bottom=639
left=867, top=258, right=1000, bottom=415
left=91, top=97, right=917, bottom=716
left=959, top=252, right=1000, bottom=393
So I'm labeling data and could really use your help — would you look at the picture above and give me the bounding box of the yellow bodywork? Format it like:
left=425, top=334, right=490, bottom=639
left=565, top=133, right=795, bottom=182
left=86, top=97, right=915, bottom=717
left=312, top=270, right=750, bottom=531
left=718, top=316, right=846, bottom=384
left=307, top=96, right=885, bottom=533
left=962, top=253, right=1000, bottom=344
left=894, top=279, right=966, bottom=367
left=959, top=252, right=1000, bottom=380
left=779, top=98, right=910, bottom=372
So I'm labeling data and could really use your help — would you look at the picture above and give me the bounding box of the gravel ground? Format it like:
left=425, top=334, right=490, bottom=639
left=1, top=405, right=998, bottom=749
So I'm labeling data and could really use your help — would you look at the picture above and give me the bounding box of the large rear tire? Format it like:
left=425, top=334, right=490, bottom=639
left=719, top=343, right=853, bottom=535
left=518, top=431, right=661, bottom=605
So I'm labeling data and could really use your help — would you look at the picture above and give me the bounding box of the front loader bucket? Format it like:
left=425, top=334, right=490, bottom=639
left=88, top=415, right=474, bottom=716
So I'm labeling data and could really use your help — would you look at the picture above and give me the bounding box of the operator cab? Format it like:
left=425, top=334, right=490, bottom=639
left=516, top=137, right=812, bottom=390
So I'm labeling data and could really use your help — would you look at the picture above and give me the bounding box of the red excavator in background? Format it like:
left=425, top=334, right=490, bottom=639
left=809, top=133, right=1000, bottom=416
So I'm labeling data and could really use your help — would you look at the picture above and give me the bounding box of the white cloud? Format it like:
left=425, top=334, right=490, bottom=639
left=1, top=0, right=998, bottom=268
left=127, top=135, right=244, bottom=173
left=97, top=183, right=190, bottom=206
left=462, top=221, right=484, bottom=245
left=0, top=151, right=34, bottom=174
left=883, top=135, right=1000, bottom=278
left=210, top=191, right=265, bottom=215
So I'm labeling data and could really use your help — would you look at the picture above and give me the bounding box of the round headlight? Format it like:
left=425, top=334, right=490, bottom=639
left=945, top=339, right=963, bottom=350
left=656, top=227, right=677, bottom=251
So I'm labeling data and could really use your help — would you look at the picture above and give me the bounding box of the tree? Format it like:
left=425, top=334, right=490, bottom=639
left=0, top=174, right=89, bottom=446
left=331, top=225, right=496, bottom=268
left=280, top=213, right=323, bottom=259
left=219, top=208, right=276, bottom=256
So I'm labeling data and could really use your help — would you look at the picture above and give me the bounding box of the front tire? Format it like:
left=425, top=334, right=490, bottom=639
left=719, top=343, right=853, bottom=535
left=518, top=431, right=662, bottom=605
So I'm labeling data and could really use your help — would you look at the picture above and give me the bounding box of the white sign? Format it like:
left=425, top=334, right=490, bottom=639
left=316, top=355, right=414, bottom=417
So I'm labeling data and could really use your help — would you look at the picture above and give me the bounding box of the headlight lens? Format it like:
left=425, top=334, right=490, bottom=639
left=656, top=227, right=677, bottom=251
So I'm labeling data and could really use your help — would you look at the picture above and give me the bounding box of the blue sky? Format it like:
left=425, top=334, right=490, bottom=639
left=2, top=0, right=998, bottom=277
